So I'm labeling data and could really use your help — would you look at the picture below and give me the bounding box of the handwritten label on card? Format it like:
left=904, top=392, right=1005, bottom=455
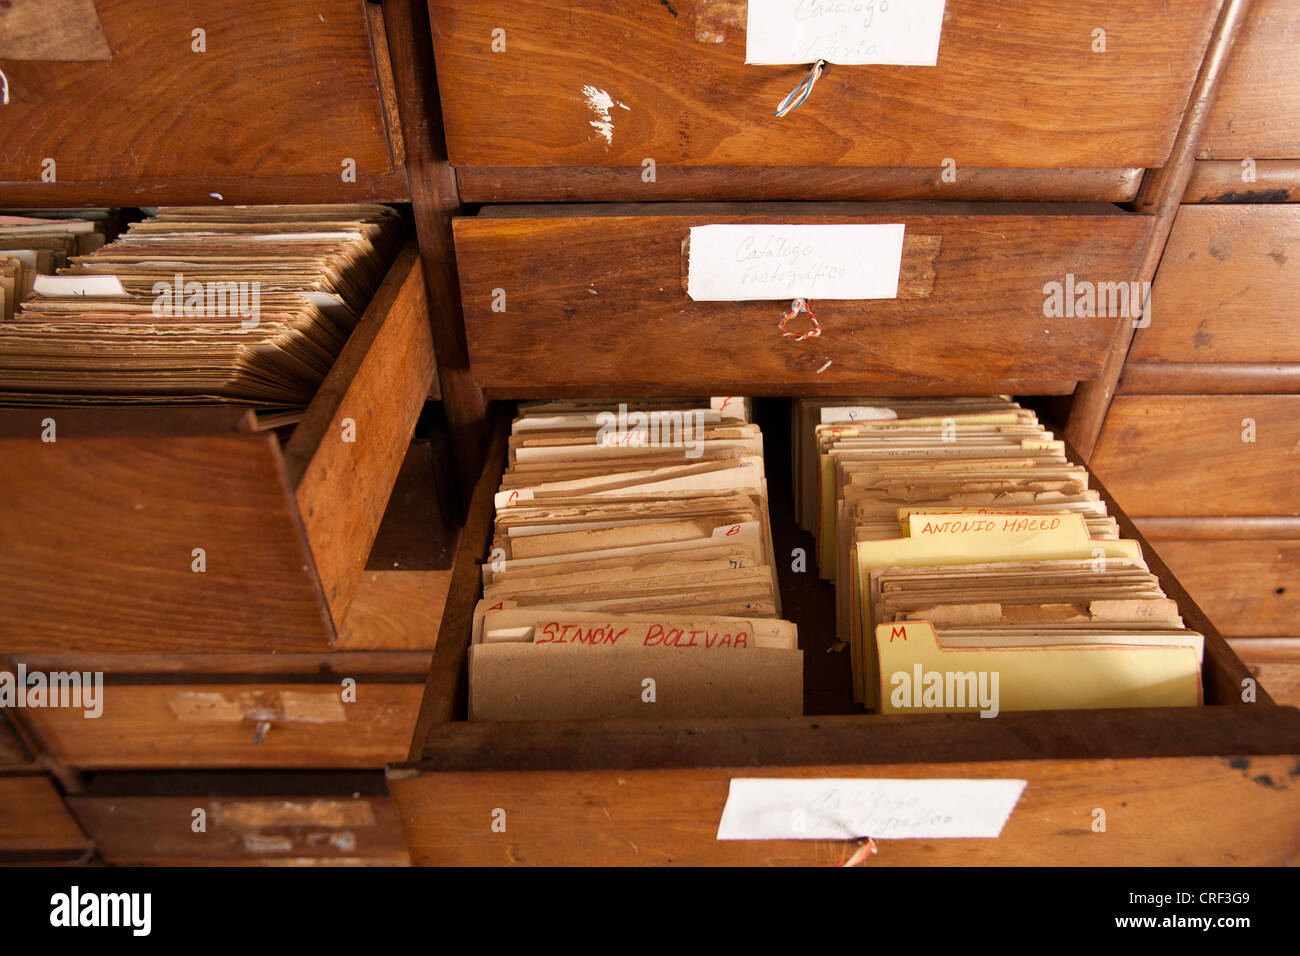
left=716, top=777, right=1026, bottom=840
left=687, top=223, right=904, bottom=301
left=746, top=0, right=947, bottom=66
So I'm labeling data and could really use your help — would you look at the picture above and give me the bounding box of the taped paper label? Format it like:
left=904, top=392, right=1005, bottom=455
left=687, top=223, right=904, bottom=301
left=746, top=0, right=947, bottom=66
left=716, top=777, right=1025, bottom=840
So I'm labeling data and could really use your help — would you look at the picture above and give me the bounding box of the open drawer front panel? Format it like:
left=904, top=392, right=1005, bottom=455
left=0, top=240, right=435, bottom=654
left=389, top=405, right=1300, bottom=866
left=454, top=203, right=1153, bottom=395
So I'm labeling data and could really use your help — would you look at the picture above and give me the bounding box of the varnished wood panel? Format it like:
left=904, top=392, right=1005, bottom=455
left=0, top=174, right=410, bottom=207
left=0, top=419, right=333, bottom=654
left=1130, top=205, right=1300, bottom=365
left=454, top=203, right=1152, bottom=392
left=1063, top=0, right=1252, bottom=460
left=337, top=570, right=449, bottom=651
left=71, top=793, right=409, bottom=865
left=456, top=166, right=1144, bottom=204
left=387, top=0, right=489, bottom=504
left=1091, top=396, right=1300, bottom=516
left=287, top=240, right=436, bottom=629
left=1186, top=160, right=1300, bottom=203
left=22, top=682, right=426, bottom=770
left=1200, top=0, right=1300, bottom=159
left=9, top=650, right=431, bottom=678
left=1231, top=638, right=1300, bottom=708
left=391, top=753, right=1300, bottom=865
left=1136, top=534, right=1300, bottom=638
left=0, top=716, right=29, bottom=769
left=1120, top=363, right=1300, bottom=395
left=428, top=0, right=1219, bottom=170
left=0, top=0, right=394, bottom=183
left=0, top=776, right=89, bottom=856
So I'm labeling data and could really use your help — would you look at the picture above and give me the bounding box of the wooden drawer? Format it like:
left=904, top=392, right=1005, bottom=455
left=9, top=653, right=429, bottom=770
left=429, top=0, right=1217, bottom=172
left=0, top=714, right=28, bottom=769
left=0, top=240, right=435, bottom=654
left=1136, top=522, right=1300, bottom=639
left=1090, top=396, right=1300, bottom=516
left=68, top=772, right=409, bottom=865
left=387, top=407, right=1300, bottom=866
left=0, top=0, right=403, bottom=197
left=0, top=774, right=91, bottom=862
left=1123, top=206, right=1300, bottom=386
left=455, top=203, right=1152, bottom=394
left=1230, top=639, right=1300, bottom=709
left=1200, top=0, right=1300, bottom=160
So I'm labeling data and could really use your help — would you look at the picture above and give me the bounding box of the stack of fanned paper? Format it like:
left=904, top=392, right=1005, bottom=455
left=0, top=204, right=401, bottom=406
left=794, top=397, right=1204, bottom=716
left=0, top=211, right=109, bottom=321
left=470, top=398, right=802, bottom=721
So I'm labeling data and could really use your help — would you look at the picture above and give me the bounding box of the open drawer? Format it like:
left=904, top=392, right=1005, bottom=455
left=388, top=403, right=1300, bottom=866
left=454, top=203, right=1152, bottom=394
left=0, top=239, right=436, bottom=654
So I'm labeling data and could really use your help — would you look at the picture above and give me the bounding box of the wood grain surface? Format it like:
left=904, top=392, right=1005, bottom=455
left=1199, top=0, right=1300, bottom=159
left=1063, top=0, right=1253, bottom=461
left=21, top=681, right=426, bottom=770
left=1090, top=395, right=1300, bottom=516
left=0, top=775, right=90, bottom=856
left=287, top=239, right=436, bottom=631
left=1186, top=159, right=1300, bottom=202
left=391, top=753, right=1300, bottom=865
left=70, top=792, right=410, bottom=865
left=1231, top=638, right=1300, bottom=707
left=0, top=0, right=394, bottom=182
left=428, top=0, right=1219, bottom=169
left=336, top=570, right=449, bottom=651
left=0, top=421, right=335, bottom=653
left=1130, top=204, right=1300, bottom=365
left=1136, top=533, right=1300, bottom=639
left=454, top=203, right=1152, bottom=392
left=455, top=165, right=1145, bottom=204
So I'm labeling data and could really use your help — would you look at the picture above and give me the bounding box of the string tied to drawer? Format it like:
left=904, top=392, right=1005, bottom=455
left=836, top=837, right=878, bottom=867
left=774, top=59, right=827, bottom=117
left=780, top=298, right=822, bottom=341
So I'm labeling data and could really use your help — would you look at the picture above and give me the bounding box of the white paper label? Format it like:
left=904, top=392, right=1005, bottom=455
left=820, top=406, right=899, bottom=424
left=687, top=223, right=904, bottom=301
left=32, top=274, right=127, bottom=297
left=746, top=0, right=947, bottom=66
left=716, top=777, right=1026, bottom=840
